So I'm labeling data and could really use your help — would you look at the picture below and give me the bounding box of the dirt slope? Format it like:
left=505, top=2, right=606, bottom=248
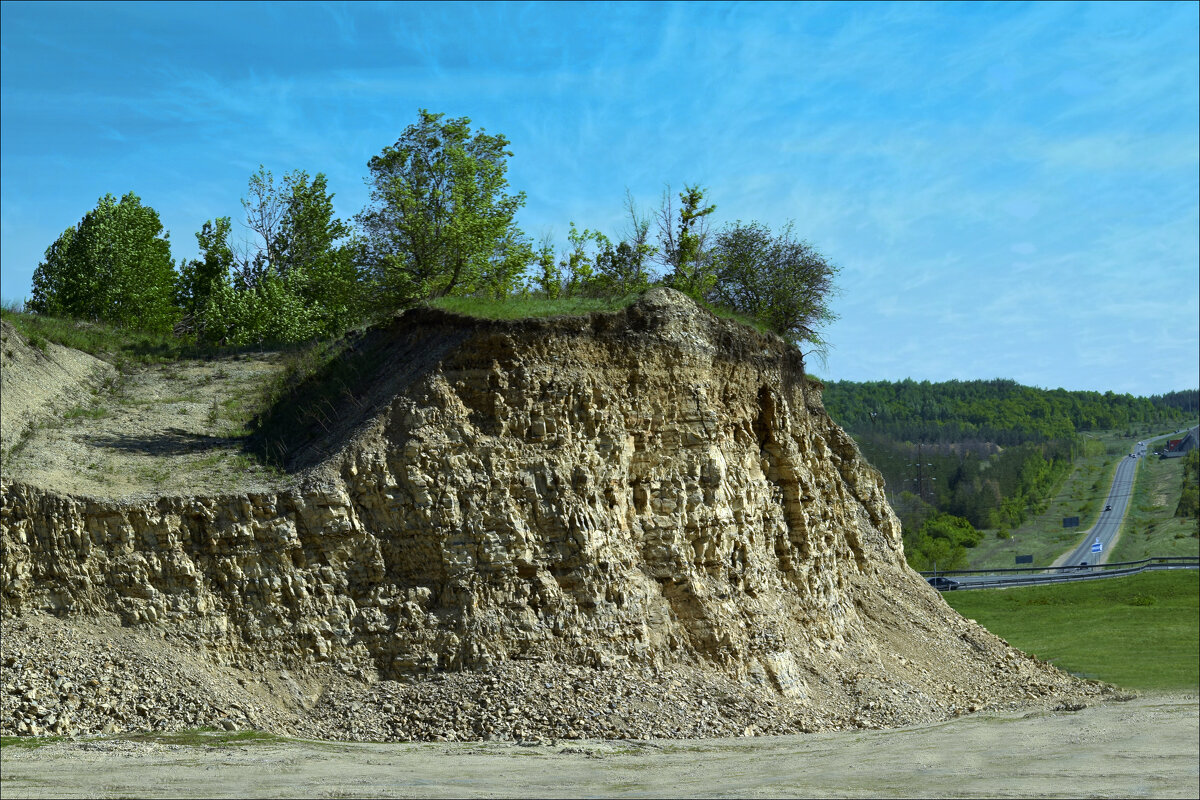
left=0, top=320, right=115, bottom=457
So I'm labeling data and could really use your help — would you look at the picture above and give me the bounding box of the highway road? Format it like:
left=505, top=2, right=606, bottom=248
left=926, top=426, right=1198, bottom=590
left=1060, top=440, right=1145, bottom=568
left=1058, top=424, right=1198, bottom=568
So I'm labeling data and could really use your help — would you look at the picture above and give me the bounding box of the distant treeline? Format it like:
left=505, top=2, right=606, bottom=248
left=822, top=378, right=1197, bottom=445
left=822, top=378, right=1198, bottom=570
left=1154, top=389, right=1200, bottom=416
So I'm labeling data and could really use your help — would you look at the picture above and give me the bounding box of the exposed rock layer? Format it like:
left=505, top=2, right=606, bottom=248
left=1, top=290, right=1109, bottom=740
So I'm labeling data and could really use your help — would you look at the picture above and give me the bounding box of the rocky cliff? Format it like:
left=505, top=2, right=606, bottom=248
left=0, top=290, right=1108, bottom=740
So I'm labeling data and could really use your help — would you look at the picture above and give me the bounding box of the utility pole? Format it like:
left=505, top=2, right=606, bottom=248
left=909, top=443, right=935, bottom=503
left=917, top=443, right=925, bottom=502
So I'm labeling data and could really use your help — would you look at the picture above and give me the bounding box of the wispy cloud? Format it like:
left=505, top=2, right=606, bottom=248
left=1, top=1, right=1195, bottom=393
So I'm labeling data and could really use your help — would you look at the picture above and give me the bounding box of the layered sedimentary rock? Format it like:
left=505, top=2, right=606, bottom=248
left=0, top=289, right=1105, bottom=739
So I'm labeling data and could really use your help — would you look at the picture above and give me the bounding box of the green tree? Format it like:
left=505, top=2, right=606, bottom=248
left=202, top=167, right=362, bottom=345
left=709, top=221, right=839, bottom=350
left=590, top=191, right=656, bottom=296
left=532, top=235, right=561, bottom=298
left=357, top=109, right=529, bottom=307
left=28, top=193, right=178, bottom=333
left=561, top=222, right=596, bottom=297
left=657, top=184, right=716, bottom=300
left=202, top=270, right=322, bottom=346
left=591, top=239, right=646, bottom=296
left=902, top=512, right=979, bottom=571
left=1177, top=450, right=1199, bottom=520
left=28, top=226, right=76, bottom=316
left=274, top=171, right=364, bottom=334
left=921, top=512, right=983, bottom=548
left=176, top=216, right=235, bottom=336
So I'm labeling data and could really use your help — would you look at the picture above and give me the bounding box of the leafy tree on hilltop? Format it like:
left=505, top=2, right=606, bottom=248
left=273, top=170, right=364, bottom=335
left=709, top=220, right=839, bottom=350
left=657, top=184, right=716, bottom=300
left=532, top=235, right=561, bottom=299
left=28, top=192, right=178, bottom=333
left=591, top=191, right=656, bottom=296
left=357, top=109, right=530, bottom=307
left=176, top=216, right=235, bottom=336
left=202, top=167, right=361, bottom=345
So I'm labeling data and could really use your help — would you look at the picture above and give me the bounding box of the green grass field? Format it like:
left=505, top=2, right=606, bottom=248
left=427, top=291, right=775, bottom=335
left=428, top=293, right=642, bottom=319
left=944, top=570, right=1199, bottom=692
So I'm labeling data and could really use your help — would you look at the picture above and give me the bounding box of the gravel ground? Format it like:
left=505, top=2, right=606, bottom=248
left=2, top=693, right=1196, bottom=798
left=1, top=611, right=1113, bottom=744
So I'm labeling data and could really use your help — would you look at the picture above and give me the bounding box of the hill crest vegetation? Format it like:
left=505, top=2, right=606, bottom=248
left=19, top=109, right=837, bottom=360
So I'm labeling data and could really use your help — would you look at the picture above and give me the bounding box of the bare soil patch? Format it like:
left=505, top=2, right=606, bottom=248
left=0, top=320, right=114, bottom=457
left=3, top=347, right=291, bottom=499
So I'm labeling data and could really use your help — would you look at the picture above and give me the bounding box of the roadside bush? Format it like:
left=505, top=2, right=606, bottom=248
left=1176, top=450, right=1198, bottom=519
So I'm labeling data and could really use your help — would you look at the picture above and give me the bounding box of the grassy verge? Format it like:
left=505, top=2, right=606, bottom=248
left=118, top=728, right=285, bottom=747
left=0, top=735, right=65, bottom=749
left=0, top=306, right=276, bottom=367
left=0, top=728, right=286, bottom=750
left=1110, top=432, right=1200, bottom=562
left=967, top=430, right=1131, bottom=569
left=944, top=570, right=1199, bottom=691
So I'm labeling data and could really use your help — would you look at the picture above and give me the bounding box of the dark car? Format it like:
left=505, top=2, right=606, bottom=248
left=927, top=576, right=961, bottom=591
left=1077, top=561, right=1090, bottom=570
left=1104, top=504, right=1112, bottom=512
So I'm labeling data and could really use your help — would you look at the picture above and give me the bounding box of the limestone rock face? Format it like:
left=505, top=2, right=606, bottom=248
left=0, top=289, right=1100, bottom=737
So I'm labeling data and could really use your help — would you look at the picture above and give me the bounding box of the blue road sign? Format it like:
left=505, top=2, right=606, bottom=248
left=1091, top=541, right=1103, bottom=554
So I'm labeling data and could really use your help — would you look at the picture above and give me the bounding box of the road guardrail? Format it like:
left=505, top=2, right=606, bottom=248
left=920, top=556, right=1200, bottom=591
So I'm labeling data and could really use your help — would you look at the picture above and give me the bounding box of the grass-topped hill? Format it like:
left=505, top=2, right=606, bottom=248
left=247, top=288, right=795, bottom=473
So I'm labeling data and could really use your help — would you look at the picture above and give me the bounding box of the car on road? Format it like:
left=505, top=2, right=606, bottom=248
left=1105, top=504, right=1112, bottom=511
left=927, top=576, right=961, bottom=591
left=1076, top=561, right=1090, bottom=570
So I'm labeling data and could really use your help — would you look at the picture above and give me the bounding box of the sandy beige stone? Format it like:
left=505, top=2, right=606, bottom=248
left=1, top=290, right=1113, bottom=742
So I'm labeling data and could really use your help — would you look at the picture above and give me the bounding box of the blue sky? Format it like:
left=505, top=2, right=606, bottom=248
left=2, top=1, right=1197, bottom=396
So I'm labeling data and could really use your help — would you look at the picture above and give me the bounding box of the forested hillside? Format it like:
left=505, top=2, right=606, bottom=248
left=822, top=379, right=1198, bottom=570
left=822, top=379, right=1192, bottom=443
